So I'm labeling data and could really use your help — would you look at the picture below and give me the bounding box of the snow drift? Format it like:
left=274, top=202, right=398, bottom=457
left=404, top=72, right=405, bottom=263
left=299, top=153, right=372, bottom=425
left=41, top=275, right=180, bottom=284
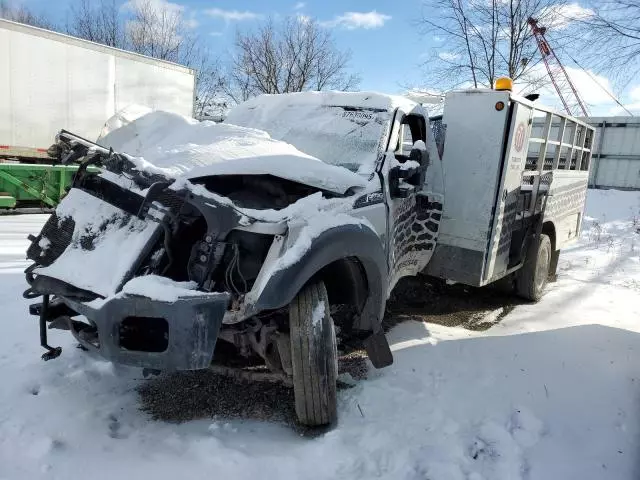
left=1, top=189, right=639, bottom=479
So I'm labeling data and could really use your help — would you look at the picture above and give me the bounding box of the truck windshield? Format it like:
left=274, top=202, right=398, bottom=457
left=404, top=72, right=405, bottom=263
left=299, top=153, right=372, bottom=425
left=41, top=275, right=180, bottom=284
left=226, top=103, right=391, bottom=176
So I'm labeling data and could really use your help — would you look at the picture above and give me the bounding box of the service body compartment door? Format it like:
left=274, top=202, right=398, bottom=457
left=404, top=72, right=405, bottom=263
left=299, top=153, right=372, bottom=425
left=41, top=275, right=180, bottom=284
left=484, top=101, right=532, bottom=281
left=424, top=89, right=511, bottom=287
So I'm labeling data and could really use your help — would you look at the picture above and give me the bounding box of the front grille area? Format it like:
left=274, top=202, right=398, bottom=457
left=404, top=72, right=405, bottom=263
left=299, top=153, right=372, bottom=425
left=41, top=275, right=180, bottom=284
left=25, top=174, right=188, bottom=296
left=156, top=189, right=186, bottom=213
left=26, top=213, right=75, bottom=267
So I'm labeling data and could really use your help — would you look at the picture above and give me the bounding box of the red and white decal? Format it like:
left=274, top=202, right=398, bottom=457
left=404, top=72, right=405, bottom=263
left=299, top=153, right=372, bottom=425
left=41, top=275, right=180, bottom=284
left=514, top=122, right=526, bottom=152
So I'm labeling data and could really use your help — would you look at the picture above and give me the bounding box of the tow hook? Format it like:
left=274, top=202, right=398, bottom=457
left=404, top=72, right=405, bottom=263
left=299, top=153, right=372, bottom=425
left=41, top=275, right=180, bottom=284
left=39, top=295, right=62, bottom=361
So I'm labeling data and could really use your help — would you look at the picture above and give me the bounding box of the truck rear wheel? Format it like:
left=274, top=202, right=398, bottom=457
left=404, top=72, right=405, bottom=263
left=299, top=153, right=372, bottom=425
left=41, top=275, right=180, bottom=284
left=289, top=281, right=338, bottom=426
left=516, top=234, right=551, bottom=302
left=548, top=249, right=560, bottom=282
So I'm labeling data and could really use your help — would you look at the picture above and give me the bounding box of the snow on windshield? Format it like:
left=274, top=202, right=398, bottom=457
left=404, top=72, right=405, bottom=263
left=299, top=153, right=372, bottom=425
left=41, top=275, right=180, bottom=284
left=226, top=95, right=392, bottom=176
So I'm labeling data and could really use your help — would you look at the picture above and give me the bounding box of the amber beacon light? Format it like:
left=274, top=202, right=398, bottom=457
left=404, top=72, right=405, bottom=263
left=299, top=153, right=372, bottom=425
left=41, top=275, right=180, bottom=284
left=494, top=77, right=513, bottom=91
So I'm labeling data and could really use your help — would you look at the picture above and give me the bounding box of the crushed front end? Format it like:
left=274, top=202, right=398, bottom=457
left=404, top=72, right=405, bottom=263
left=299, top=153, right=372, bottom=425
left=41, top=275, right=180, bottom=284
left=24, top=130, right=277, bottom=370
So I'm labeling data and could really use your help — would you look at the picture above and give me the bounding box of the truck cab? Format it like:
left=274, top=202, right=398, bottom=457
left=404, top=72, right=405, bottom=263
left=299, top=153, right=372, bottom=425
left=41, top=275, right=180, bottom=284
left=225, top=92, right=446, bottom=296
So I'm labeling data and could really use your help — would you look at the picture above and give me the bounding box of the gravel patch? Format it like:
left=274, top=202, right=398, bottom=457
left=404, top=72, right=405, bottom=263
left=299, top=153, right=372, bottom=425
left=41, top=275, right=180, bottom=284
left=338, top=350, right=369, bottom=381
left=139, top=369, right=296, bottom=424
left=138, top=351, right=371, bottom=427
left=385, top=275, right=524, bottom=331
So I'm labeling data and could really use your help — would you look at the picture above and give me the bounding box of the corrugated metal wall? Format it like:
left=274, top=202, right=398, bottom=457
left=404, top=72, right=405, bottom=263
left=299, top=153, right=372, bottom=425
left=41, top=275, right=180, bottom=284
left=585, top=117, right=640, bottom=190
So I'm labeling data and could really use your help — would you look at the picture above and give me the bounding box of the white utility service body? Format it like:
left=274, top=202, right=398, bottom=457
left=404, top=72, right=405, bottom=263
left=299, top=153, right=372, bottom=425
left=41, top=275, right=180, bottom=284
left=426, top=88, right=595, bottom=287
left=0, top=19, right=195, bottom=160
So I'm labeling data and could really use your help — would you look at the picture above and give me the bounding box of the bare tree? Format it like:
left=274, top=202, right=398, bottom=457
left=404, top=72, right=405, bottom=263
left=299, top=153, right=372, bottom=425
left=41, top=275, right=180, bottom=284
left=66, top=0, right=226, bottom=117
left=0, top=0, right=53, bottom=29
left=125, top=0, right=225, bottom=116
left=126, top=0, right=196, bottom=63
left=67, top=0, right=195, bottom=62
left=229, top=17, right=359, bottom=102
left=67, top=0, right=124, bottom=48
left=192, top=51, right=228, bottom=119
left=576, top=1, right=640, bottom=87
left=418, top=0, right=578, bottom=91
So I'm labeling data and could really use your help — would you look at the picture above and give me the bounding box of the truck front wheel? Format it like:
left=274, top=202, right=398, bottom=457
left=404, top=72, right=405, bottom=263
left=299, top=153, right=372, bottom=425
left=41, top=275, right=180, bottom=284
left=289, top=281, right=338, bottom=426
left=516, top=234, right=551, bottom=302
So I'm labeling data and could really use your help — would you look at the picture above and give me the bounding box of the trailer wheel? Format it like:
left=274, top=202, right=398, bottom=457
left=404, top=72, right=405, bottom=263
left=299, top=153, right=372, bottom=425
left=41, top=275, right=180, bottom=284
left=289, top=281, right=338, bottom=426
left=516, top=234, right=551, bottom=301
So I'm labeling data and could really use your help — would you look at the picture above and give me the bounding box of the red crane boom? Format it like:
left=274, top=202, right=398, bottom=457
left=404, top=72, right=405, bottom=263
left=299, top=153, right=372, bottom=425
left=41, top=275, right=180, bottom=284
left=528, top=17, right=589, bottom=117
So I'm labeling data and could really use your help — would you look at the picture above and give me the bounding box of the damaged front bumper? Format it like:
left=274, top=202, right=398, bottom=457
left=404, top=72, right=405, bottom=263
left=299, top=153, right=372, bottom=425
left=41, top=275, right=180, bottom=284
left=34, top=291, right=230, bottom=370
left=23, top=130, right=250, bottom=370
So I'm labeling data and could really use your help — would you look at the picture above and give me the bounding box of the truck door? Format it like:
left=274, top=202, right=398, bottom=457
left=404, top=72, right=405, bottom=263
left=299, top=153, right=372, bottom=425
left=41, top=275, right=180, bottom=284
left=383, top=112, right=443, bottom=293
left=484, top=101, right=533, bottom=281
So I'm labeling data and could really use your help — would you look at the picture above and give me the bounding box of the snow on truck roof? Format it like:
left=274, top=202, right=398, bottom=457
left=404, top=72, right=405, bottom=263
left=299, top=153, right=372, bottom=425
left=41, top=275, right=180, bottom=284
left=98, top=91, right=422, bottom=194
left=227, top=90, right=420, bottom=113
left=98, top=110, right=366, bottom=195
left=226, top=91, right=421, bottom=176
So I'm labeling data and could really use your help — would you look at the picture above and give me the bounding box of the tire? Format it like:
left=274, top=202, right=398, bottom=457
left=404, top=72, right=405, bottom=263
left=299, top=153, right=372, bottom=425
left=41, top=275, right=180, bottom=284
left=548, top=249, right=560, bottom=282
left=289, top=281, right=338, bottom=426
left=516, top=234, right=551, bottom=301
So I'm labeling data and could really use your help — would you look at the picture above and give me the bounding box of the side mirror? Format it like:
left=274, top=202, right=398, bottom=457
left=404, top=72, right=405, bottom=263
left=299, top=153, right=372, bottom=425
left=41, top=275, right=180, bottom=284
left=388, top=141, right=430, bottom=199
left=389, top=168, right=415, bottom=198
left=389, top=162, right=425, bottom=198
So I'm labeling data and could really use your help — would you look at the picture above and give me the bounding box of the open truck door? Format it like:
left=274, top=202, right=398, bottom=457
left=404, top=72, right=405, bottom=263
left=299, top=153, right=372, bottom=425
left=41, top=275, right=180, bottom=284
left=484, top=101, right=534, bottom=281
left=382, top=108, right=444, bottom=293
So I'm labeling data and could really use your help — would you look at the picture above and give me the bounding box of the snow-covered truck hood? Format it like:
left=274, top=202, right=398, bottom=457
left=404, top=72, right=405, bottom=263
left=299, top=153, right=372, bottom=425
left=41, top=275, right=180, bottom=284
left=98, top=110, right=366, bottom=195
left=27, top=110, right=370, bottom=299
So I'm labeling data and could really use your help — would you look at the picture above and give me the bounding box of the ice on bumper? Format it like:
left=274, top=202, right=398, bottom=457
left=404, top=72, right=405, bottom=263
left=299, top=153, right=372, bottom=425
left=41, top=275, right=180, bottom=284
left=30, top=187, right=233, bottom=370
left=121, top=275, right=205, bottom=301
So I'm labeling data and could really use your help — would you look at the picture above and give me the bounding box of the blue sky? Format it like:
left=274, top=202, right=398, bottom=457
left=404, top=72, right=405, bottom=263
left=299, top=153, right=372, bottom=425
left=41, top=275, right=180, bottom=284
left=194, top=0, right=427, bottom=93
left=18, top=0, right=640, bottom=115
left=23, top=0, right=426, bottom=93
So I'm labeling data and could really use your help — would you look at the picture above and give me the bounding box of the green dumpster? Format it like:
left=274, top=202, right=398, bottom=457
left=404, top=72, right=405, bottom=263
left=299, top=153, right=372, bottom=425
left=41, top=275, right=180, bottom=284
left=0, top=163, right=97, bottom=209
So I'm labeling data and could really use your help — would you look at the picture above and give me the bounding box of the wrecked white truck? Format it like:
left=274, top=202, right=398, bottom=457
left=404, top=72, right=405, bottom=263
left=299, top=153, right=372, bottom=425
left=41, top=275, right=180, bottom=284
left=24, top=87, right=594, bottom=426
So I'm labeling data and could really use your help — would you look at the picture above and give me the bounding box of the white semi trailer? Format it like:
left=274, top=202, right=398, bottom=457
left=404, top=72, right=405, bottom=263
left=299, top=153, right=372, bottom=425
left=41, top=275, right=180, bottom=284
left=0, top=18, right=195, bottom=161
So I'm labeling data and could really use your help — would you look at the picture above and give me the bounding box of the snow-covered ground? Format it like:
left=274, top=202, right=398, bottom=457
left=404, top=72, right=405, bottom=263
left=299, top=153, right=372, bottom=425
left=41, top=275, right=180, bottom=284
left=1, top=189, right=639, bottom=480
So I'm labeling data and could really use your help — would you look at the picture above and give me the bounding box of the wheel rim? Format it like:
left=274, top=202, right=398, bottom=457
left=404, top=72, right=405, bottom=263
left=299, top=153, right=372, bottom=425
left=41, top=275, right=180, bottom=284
left=535, top=245, right=550, bottom=291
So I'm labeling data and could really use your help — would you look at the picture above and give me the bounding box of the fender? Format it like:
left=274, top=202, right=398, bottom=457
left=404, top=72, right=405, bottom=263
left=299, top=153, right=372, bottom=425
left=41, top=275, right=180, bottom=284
left=252, top=223, right=388, bottom=334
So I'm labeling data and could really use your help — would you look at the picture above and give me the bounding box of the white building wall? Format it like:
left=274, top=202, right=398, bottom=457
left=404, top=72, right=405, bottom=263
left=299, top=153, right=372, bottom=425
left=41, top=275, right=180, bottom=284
left=585, top=117, right=640, bottom=190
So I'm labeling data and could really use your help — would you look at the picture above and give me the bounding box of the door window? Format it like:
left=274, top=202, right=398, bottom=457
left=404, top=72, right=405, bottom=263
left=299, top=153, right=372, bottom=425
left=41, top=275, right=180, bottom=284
left=395, top=114, right=427, bottom=163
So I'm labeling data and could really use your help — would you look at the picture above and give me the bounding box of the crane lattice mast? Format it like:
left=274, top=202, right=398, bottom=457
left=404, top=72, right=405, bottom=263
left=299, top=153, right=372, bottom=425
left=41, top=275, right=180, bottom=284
left=528, top=17, right=589, bottom=117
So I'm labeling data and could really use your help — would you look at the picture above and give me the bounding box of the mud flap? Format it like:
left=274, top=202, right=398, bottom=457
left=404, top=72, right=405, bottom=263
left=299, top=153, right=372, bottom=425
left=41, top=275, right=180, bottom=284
left=363, top=331, right=393, bottom=368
